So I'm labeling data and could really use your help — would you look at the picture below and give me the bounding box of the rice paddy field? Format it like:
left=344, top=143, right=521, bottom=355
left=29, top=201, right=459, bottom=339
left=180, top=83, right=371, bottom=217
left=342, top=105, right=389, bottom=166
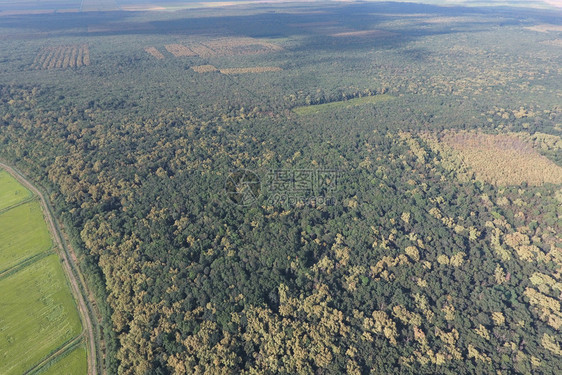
left=0, top=168, right=85, bottom=375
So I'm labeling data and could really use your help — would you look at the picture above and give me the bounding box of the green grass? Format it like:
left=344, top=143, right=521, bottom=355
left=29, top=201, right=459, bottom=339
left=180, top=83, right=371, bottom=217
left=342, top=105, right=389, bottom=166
left=0, top=170, right=32, bottom=212
left=39, top=344, right=87, bottom=375
left=293, top=94, right=395, bottom=115
left=0, top=254, right=83, bottom=375
left=0, top=201, right=53, bottom=273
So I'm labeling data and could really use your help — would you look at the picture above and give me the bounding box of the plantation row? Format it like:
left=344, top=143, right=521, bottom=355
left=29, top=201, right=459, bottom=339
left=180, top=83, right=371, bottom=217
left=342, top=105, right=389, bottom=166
left=31, top=44, right=90, bottom=70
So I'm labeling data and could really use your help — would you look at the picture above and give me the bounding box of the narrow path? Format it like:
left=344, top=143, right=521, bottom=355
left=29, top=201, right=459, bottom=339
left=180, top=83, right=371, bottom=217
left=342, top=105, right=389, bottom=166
left=0, top=249, right=54, bottom=280
left=0, top=162, right=99, bottom=375
left=0, top=195, right=35, bottom=215
left=24, top=334, right=84, bottom=375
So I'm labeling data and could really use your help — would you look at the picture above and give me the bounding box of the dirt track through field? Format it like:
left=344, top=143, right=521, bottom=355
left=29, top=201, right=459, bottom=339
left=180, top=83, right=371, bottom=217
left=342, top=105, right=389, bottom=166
left=0, top=162, right=99, bottom=375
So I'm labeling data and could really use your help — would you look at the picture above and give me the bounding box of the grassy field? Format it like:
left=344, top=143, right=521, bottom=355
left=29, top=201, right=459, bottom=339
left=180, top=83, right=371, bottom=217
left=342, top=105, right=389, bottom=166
left=0, top=201, right=53, bottom=273
left=39, top=345, right=88, bottom=375
left=438, top=131, right=562, bottom=186
left=0, top=170, right=85, bottom=374
left=0, top=254, right=83, bottom=375
left=0, top=170, right=32, bottom=211
left=293, top=94, right=395, bottom=115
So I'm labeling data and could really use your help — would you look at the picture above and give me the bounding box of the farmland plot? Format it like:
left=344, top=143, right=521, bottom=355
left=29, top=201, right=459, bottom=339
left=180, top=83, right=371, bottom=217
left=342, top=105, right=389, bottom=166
left=164, top=44, right=196, bottom=57
left=0, top=168, right=85, bottom=375
left=0, top=254, right=82, bottom=375
left=0, top=201, right=52, bottom=272
left=39, top=345, right=88, bottom=375
left=0, top=170, right=31, bottom=211
left=191, top=64, right=218, bottom=73
left=144, top=46, right=165, bottom=59
left=31, top=44, right=90, bottom=70
left=203, top=37, right=283, bottom=56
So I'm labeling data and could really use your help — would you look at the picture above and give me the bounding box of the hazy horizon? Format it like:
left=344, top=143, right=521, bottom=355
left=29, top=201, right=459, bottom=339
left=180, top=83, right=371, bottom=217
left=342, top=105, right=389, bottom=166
left=0, top=0, right=560, bottom=16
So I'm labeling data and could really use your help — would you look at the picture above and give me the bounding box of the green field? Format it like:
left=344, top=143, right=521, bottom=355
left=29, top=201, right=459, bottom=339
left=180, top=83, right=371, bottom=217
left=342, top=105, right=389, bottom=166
left=0, top=170, right=32, bottom=212
left=292, top=94, right=395, bottom=115
left=0, top=170, right=85, bottom=374
left=0, top=254, right=83, bottom=375
left=39, top=345, right=87, bottom=375
left=0, top=201, right=53, bottom=273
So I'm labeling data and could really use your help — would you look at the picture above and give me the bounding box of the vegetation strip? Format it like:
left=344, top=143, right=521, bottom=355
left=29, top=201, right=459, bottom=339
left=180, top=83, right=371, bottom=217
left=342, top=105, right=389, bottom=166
left=0, top=195, right=36, bottom=215
left=0, top=249, right=54, bottom=281
left=0, top=169, right=32, bottom=211
left=292, top=94, right=395, bottom=115
left=24, top=334, right=84, bottom=375
left=0, top=254, right=82, bottom=374
left=35, top=344, right=88, bottom=375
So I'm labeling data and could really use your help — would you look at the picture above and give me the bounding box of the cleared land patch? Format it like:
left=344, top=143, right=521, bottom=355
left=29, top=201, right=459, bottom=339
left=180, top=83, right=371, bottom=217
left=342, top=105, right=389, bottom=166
left=144, top=46, right=164, bottom=59
left=203, top=37, right=282, bottom=56
left=164, top=44, right=196, bottom=57
left=191, top=64, right=218, bottom=73
left=0, top=254, right=82, bottom=375
left=426, top=131, right=562, bottom=186
left=0, top=201, right=52, bottom=272
left=0, top=170, right=32, bottom=211
left=31, top=44, right=90, bottom=70
left=187, top=43, right=216, bottom=58
left=144, top=38, right=282, bottom=60
left=293, top=94, right=395, bottom=115
left=40, top=344, right=88, bottom=375
left=220, top=66, right=282, bottom=74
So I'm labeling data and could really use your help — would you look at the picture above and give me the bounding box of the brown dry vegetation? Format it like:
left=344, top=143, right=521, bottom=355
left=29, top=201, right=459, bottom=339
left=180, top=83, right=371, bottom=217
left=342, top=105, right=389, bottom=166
left=181, top=37, right=282, bottom=58
left=148, top=38, right=282, bottom=60
left=431, top=131, right=562, bottom=186
left=31, top=44, right=90, bottom=70
left=220, top=67, right=283, bottom=74
left=205, top=37, right=282, bottom=55
left=164, top=44, right=196, bottom=57
left=191, top=65, right=218, bottom=73
left=186, top=43, right=216, bottom=58
left=511, top=132, right=562, bottom=152
left=144, top=46, right=164, bottom=60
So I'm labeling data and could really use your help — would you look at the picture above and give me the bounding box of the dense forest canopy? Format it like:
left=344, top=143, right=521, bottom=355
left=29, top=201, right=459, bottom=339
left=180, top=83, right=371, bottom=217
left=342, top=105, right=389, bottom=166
left=0, top=1, right=561, bottom=374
